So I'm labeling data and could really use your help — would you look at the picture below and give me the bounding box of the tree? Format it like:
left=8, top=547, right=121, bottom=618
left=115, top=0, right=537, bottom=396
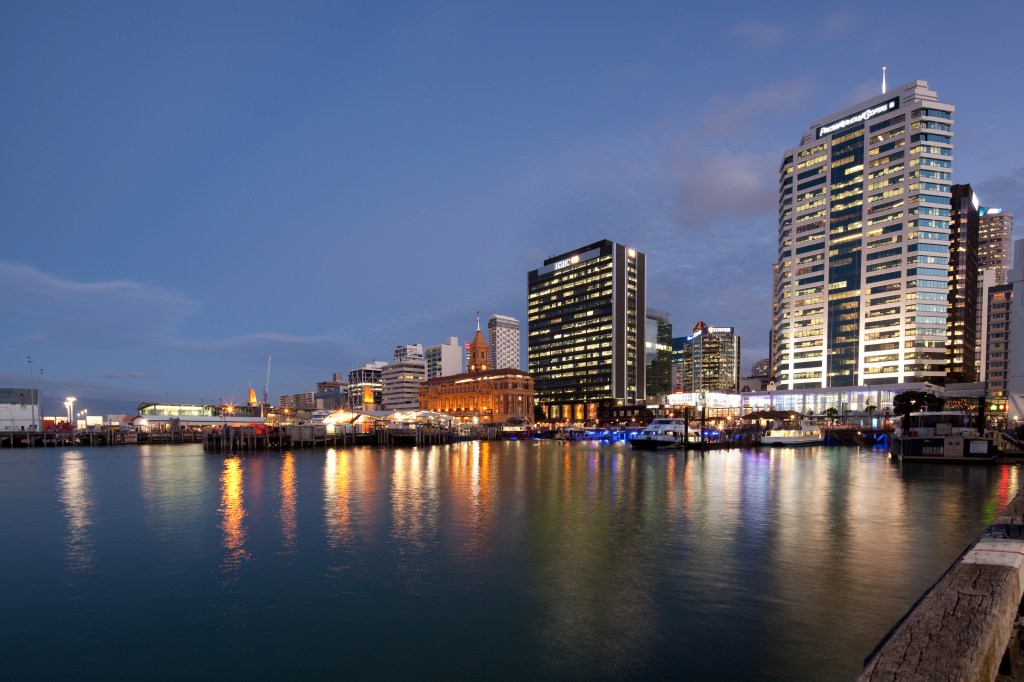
left=823, top=407, right=839, bottom=424
left=533, top=404, right=546, bottom=424
left=892, top=391, right=945, bottom=419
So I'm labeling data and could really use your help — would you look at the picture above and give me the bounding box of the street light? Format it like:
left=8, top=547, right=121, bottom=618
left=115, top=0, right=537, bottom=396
left=27, top=356, right=35, bottom=430
left=65, top=397, right=76, bottom=428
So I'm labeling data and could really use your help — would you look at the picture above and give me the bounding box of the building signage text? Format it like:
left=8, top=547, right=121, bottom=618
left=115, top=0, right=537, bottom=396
left=816, top=96, right=900, bottom=139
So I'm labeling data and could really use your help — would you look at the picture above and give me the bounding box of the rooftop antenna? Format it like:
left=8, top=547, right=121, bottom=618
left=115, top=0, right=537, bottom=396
left=882, top=66, right=887, bottom=94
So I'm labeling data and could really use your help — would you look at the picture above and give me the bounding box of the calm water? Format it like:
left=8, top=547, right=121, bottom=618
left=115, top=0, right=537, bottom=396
left=0, top=442, right=1018, bottom=680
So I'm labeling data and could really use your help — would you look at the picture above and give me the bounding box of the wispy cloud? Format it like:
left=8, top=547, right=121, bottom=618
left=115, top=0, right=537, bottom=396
left=0, top=261, right=198, bottom=347
left=94, top=371, right=150, bottom=380
left=727, top=20, right=786, bottom=49
left=818, top=9, right=858, bottom=37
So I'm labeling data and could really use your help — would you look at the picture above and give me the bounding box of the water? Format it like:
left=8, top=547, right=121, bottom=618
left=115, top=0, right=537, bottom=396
left=0, top=442, right=1018, bottom=680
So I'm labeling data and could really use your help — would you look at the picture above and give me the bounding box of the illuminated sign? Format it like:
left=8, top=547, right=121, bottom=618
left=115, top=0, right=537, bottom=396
left=708, top=327, right=732, bottom=334
left=554, top=255, right=580, bottom=270
left=816, top=96, right=899, bottom=138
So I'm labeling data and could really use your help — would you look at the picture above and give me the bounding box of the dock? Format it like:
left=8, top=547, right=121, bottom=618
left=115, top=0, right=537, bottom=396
left=859, top=489, right=1024, bottom=680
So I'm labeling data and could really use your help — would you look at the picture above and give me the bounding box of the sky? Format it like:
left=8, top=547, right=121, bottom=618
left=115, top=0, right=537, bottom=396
left=3, top=0, right=1023, bottom=417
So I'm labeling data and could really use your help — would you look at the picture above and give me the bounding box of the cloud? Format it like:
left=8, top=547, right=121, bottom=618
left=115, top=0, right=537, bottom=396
left=0, top=261, right=348, bottom=350
left=818, top=9, right=858, bottom=37
left=671, top=151, right=779, bottom=222
left=699, top=78, right=815, bottom=140
left=0, top=261, right=198, bottom=347
left=94, top=371, right=150, bottom=379
left=727, top=20, right=786, bottom=49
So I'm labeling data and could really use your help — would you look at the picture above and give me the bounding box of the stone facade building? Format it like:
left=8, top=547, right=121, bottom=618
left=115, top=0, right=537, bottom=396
left=420, top=322, right=535, bottom=424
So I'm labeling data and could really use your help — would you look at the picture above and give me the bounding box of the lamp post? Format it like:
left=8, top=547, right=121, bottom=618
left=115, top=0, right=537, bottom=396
left=65, top=397, right=76, bottom=429
left=26, top=356, right=35, bottom=431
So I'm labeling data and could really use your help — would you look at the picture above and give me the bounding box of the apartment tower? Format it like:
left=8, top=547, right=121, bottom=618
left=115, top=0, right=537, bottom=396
left=528, top=239, right=645, bottom=422
left=773, top=80, right=954, bottom=388
left=487, top=314, right=521, bottom=370
left=977, top=208, right=1014, bottom=379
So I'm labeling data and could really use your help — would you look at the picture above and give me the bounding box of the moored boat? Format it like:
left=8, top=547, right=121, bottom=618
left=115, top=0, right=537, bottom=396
left=629, top=418, right=700, bottom=450
left=891, top=411, right=996, bottom=462
left=762, top=419, right=822, bottom=447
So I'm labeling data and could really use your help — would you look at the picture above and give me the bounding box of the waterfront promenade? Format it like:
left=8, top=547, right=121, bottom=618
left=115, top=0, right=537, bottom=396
left=860, top=487, right=1024, bottom=680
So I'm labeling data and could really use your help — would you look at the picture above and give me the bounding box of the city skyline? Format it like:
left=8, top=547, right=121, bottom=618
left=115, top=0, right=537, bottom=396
left=3, top=1, right=1024, bottom=415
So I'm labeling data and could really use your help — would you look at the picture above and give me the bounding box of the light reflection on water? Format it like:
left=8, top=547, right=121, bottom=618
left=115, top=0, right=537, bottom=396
left=59, top=451, right=93, bottom=574
left=1, top=442, right=1020, bottom=680
left=279, top=452, right=296, bottom=552
left=219, top=456, right=248, bottom=576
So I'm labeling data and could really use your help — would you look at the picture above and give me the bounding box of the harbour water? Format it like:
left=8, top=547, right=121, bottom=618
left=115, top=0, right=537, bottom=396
left=0, top=441, right=1018, bottom=680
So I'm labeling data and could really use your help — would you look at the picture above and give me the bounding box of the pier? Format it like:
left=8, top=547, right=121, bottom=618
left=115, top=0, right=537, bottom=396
left=859, top=489, right=1024, bottom=681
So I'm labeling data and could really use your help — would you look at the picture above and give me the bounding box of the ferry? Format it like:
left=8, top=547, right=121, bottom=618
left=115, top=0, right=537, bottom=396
left=891, top=411, right=996, bottom=462
left=629, top=418, right=701, bottom=450
left=762, top=419, right=822, bottom=447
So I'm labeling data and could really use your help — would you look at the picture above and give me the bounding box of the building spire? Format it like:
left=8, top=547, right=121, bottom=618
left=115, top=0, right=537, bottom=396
left=882, top=66, right=887, bottom=94
left=476, top=311, right=480, bottom=331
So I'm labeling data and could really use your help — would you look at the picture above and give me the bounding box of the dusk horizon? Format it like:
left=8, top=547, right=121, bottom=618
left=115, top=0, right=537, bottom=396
left=4, top=1, right=1023, bottom=416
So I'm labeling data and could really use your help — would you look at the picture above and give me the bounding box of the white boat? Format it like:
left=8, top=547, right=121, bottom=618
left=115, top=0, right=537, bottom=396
left=762, top=419, right=822, bottom=446
left=629, top=418, right=701, bottom=450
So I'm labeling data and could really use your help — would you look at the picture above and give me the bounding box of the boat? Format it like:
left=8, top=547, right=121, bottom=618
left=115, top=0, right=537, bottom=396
left=762, top=419, right=822, bottom=447
left=891, top=411, right=996, bottom=462
left=629, top=418, right=701, bottom=450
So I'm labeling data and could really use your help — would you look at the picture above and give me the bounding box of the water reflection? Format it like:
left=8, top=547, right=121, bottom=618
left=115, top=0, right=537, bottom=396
left=280, top=453, right=297, bottom=552
left=323, top=449, right=353, bottom=548
left=59, top=451, right=93, bottom=574
left=391, top=448, right=441, bottom=591
left=531, top=445, right=659, bottom=679
left=219, top=457, right=248, bottom=575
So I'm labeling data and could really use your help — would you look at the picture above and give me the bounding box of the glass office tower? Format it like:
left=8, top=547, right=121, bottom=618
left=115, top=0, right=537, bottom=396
left=528, top=239, right=645, bottom=422
left=773, top=81, right=954, bottom=388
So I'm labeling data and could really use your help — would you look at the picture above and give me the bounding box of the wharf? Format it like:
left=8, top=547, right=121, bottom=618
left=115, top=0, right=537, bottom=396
left=0, top=423, right=468, bottom=450
left=0, top=428, right=189, bottom=448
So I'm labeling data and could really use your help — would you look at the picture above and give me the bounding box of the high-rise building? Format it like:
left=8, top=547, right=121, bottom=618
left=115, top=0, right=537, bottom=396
left=1005, top=240, right=1024, bottom=422
left=946, top=184, right=980, bottom=383
left=645, top=309, right=673, bottom=399
left=382, top=345, right=426, bottom=410
left=773, top=80, right=954, bottom=388
left=488, top=314, right=521, bottom=370
left=979, top=208, right=1014, bottom=284
left=676, top=322, right=741, bottom=393
left=348, top=361, right=388, bottom=410
left=977, top=208, right=1014, bottom=379
left=751, top=358, right=771, bottom=378
left=671, top=337, right=687, bottom=392
left=425, top=336, right=463, bottom=379
left=528, top=239, right=646, bottom=423
left=986, top=283, right=1013, bottom=398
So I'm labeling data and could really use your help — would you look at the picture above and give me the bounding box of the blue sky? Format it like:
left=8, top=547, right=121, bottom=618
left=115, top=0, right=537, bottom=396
left=3, top=0, right=1023, bottom=416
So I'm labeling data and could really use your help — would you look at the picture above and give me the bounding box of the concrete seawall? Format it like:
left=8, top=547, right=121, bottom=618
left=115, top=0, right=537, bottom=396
left=859, top=489, right=1024, bottom=681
